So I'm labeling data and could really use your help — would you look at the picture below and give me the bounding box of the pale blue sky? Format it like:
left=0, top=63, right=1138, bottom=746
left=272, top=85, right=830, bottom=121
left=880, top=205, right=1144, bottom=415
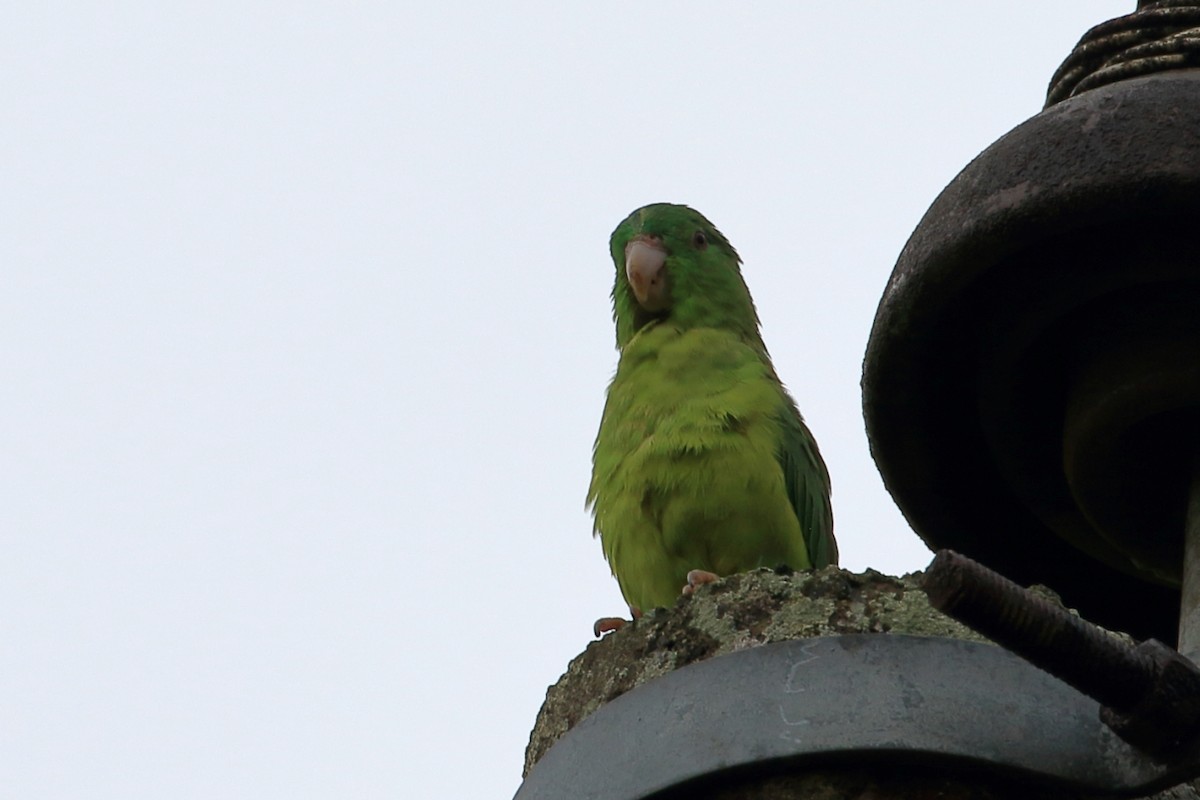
left=3, top=3, right=1131, bottom=798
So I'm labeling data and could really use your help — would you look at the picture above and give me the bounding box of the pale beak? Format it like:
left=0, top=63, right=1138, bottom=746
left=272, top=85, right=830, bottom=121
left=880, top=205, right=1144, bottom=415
left=625, top=237, right=669, bottom=311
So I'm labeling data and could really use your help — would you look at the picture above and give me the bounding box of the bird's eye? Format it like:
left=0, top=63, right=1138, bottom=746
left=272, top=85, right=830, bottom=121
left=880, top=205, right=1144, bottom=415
left=692, top=230, right=708, bottom=249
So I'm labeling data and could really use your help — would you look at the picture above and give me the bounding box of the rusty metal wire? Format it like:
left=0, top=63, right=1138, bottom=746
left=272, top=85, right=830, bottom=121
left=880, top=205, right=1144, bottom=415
left=1046, top=0, right=1200, bottom=107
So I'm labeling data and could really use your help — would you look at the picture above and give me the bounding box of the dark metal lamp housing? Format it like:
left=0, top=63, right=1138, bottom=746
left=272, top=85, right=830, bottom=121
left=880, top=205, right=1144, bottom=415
left=863, top=1, right=1200, bottom=644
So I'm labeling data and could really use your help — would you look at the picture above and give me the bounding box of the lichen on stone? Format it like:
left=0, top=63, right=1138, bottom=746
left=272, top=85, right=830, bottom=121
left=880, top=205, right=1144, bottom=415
left=523, top=565, right=985, bottom=776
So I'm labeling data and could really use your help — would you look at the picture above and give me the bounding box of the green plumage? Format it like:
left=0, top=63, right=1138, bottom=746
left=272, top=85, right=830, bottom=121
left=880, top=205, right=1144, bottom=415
left=588, top=203, right=836, bottom=613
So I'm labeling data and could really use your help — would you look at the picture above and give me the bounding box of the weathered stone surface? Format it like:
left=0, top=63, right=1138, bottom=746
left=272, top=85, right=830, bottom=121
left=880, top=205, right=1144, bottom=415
left=521, top=566, right=1200, bottom=799
left=523, top=566, right=982, bottom=776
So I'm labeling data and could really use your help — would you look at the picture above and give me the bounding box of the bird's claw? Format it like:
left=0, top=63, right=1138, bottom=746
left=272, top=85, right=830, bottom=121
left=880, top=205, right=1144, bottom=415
left=593, top=617, right=627, bottom=636
left=682, top=569, right=721, bottom=596
left=593, top=607, right=643, bottom=637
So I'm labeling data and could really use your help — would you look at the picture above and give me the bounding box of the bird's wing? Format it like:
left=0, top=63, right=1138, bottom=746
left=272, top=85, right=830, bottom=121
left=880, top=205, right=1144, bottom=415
left=777, top=408, right=837, bottom=568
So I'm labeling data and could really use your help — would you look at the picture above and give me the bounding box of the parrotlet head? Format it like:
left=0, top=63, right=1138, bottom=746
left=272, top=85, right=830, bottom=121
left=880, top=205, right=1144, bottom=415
left=608, top=203, right=761, bottom=348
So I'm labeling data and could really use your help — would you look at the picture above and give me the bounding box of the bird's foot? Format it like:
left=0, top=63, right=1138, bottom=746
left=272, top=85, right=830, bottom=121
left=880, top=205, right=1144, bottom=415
left=682, top=569, right=721, bottom=596
left=593, top=607, right=642, bottom=637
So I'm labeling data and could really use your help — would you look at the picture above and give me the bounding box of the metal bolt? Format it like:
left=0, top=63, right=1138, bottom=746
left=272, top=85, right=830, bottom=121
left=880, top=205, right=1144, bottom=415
left=923, top=549, right=1157, bottom=711
left=924, top=550, right=1200, bottom=756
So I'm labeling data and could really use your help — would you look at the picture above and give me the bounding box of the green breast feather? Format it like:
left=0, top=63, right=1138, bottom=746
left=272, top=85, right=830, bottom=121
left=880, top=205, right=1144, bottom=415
left=588, top=203, right=835, bottom=613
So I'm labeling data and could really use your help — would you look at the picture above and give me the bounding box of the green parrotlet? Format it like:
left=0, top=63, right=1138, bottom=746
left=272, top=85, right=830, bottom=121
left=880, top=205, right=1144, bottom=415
left=588, top=203, right=836, bottom=627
